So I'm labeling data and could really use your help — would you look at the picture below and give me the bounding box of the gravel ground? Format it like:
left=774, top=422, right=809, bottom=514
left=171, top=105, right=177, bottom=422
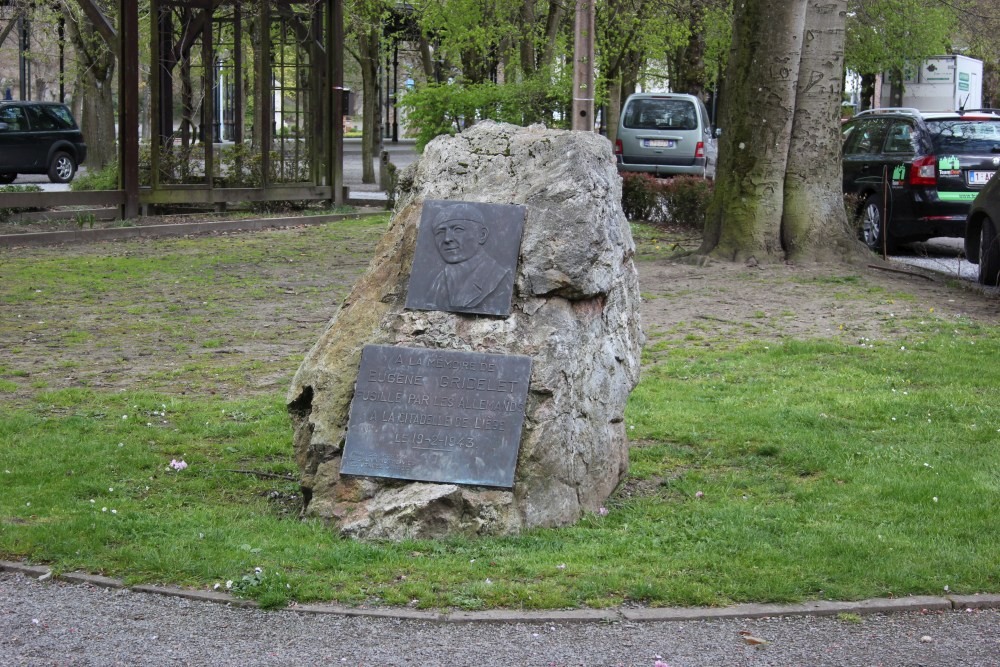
left=3, top=573, right=999, bottom=667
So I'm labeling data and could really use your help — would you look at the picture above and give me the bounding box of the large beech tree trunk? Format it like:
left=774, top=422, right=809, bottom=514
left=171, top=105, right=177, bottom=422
left=701, top=0, right=862, bottom=264
left=782, top=0, right=857, bottom=261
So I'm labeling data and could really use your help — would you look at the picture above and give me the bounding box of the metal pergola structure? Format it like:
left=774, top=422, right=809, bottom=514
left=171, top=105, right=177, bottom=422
left=0, top=0, right=345, bottom=219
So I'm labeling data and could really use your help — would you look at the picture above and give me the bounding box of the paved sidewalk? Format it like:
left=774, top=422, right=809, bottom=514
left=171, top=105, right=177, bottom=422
left=4, top=562, right=1000, bottom=666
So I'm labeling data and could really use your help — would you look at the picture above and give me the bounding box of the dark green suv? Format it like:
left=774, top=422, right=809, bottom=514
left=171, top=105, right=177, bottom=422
left=841, top=108, right=1000, bottom=252
left=0, top=101, right=87, bottom=184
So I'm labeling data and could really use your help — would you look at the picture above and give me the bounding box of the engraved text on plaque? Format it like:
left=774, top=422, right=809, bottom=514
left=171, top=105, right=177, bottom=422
left=340, top=344, right=532, bottom=487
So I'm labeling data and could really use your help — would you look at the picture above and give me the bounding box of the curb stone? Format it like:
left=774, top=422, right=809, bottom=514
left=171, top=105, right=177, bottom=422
left=3, top=560, right=997, bottom=623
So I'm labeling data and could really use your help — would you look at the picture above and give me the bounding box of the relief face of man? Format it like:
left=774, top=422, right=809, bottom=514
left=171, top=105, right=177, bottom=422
left=433, top=215, right=488, bottom=264
left=425, top=204, right=512, bottom=312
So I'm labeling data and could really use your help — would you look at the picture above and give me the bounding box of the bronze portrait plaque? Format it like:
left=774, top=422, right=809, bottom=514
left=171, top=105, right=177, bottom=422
left=405, top=200, right=527, bottom=317
left=340, top=344, right=532, bottom=488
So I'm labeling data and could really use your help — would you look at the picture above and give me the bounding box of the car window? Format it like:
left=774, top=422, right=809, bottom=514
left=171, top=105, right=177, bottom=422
left=623, top=99, right=698, bottom=131
left=698, top=100, right=711, bottom=132
left=883, top=121, right=915, bottom=154
left=24, top=104, right=74, bottom=131
left=925, top=119, right=1000, bottom=153
left=843, top=119, right=888, bottom=155
left=0, top=105, right=27, bottom=131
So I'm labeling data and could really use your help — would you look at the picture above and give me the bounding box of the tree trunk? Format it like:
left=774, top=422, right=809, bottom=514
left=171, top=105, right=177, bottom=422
left=63, top=6, right=116, bottom=170
left=702, top=0, right=807, bottom=262
left=519, top=0, right=537, bottom=75
left=539, top=0, right=564, bottom=71
left=781, top=0, right=860, bottom=262
left=606, top=77, right=622, bottom=146
left=358, top=27, right=381, bottom=184
left=859, top=72, right=876, bottom=111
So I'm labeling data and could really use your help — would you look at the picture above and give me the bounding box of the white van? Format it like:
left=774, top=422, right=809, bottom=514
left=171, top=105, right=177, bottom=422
left=614, top=93, right=717, bottom=178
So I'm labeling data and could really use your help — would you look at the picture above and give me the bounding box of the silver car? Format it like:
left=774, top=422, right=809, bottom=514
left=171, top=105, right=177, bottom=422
left=614, top=93, right=717, bottom=178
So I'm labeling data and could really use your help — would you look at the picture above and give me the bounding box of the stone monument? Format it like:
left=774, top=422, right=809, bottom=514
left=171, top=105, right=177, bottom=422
left=288, top=121, right=643, bottom=540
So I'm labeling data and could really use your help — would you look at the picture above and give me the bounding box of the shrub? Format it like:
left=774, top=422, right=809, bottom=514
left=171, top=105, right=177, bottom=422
left=620, top=173, right=713, bottom=231
left=620, top=172, right=661, bottom=221
left=658, top=176, right=714, bottom=230
left=71, top=162, right=118, bottom=191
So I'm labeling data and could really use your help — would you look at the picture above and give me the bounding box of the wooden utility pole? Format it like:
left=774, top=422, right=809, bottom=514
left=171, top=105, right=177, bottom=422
left=571, top=0, right=594, bottom=131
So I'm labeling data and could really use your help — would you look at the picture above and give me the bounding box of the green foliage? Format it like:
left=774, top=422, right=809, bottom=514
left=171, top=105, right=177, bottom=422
left=71, top=162, right=118, bottom=191
left=846, top=0, right=956, bottom=75
left=400, top=73, right=571, bottom=151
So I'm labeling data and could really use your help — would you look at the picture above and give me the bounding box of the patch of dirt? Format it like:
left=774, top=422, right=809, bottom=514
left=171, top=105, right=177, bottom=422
left=638, top=256, right=1000, bottom=346
left=1, top=222, right=998, bottom=407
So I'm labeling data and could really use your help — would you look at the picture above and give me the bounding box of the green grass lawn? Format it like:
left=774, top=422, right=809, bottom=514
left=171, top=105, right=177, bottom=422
left=1, top=217, right=998, bottom=610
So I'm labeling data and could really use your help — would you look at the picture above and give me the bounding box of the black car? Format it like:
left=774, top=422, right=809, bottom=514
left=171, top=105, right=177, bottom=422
left=0, top=101, right=87, bottom=183
left=842, top=108, right=1000, bottom=252
left=964, top=169, right=1000, bottom=286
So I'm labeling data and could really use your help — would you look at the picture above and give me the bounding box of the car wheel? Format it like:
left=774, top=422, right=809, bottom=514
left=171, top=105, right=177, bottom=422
left=0, top=173, right=15, bottom=184
left=860, top=194, right=895, bottom=254
left=979, top=215, right=1000, bottom=287
left=48, top=152, right=76, bottom=183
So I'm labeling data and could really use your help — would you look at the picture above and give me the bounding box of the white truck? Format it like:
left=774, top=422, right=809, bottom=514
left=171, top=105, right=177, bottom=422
left=880, top=55, right=984, bottom=112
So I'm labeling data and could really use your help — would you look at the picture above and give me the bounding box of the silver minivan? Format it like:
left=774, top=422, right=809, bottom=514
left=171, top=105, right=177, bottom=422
left=614, top=93, right=717, bottom=178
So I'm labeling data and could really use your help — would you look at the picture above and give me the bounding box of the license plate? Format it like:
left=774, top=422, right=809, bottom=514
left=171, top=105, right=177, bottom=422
left=968, top=170, right=996, bottom=186
left=643, top=139, right=675, bottom=148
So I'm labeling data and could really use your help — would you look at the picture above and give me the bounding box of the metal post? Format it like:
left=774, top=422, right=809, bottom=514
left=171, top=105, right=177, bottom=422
left=331, top=0, right=345, bottom=205
left=18, top=16, right=29, bottom=100
left=392, top=43, right=398, bottom=143
left=119, top=0, right=140, bottom=219
left=384, top=51, right=391, bottom=139
left=571, top=0, right=595, bottom=131
left=58, top=18, right=65, bottom=103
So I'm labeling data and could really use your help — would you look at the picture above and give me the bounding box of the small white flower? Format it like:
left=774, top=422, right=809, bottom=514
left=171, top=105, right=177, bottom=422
left=102, top=507, right=107, bottom=512
left=933, top=497, right=939, bottom=503
left=122, top=415, right=128, bottom=420
left=226, top=580, right=233, bottom=589
left=111, top=509, right=117, bottom=515
left=25, top=502, right=30, bottom=507
left=484, top=578, right=493, bottom=584
left=557, top=563, right=566, bottom=570
left=213, top=583, right=221, bottom=590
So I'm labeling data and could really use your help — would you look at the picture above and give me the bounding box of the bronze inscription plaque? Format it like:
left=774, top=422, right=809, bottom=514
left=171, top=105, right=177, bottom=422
left=340, top=344, right=532, bottom=488
left=405, top=199, right=526, bottom=317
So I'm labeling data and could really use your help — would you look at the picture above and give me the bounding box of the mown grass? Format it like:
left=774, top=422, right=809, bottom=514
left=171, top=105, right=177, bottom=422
left=1, top=219, right=998, bottom=610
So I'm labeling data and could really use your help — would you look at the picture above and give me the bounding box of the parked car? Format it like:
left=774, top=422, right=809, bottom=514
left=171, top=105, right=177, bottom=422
left=614, top=92, right=718, bottom=178
left=841, top=107, right=1000, bottom=252
left=0, top=101, right=87, bottom=184
left=964, top=168, right=1000, bottom=286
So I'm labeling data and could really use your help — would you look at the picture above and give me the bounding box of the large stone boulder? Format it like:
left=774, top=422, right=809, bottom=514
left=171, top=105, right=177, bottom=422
left=288, top=121, right=643, bottom=540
